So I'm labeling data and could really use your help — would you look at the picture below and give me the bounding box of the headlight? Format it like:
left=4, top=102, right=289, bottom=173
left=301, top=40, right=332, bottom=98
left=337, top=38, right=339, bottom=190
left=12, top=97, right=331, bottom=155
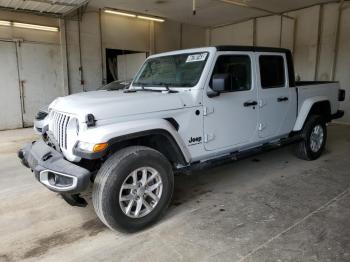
left=76, top=141, right=108, bottom=153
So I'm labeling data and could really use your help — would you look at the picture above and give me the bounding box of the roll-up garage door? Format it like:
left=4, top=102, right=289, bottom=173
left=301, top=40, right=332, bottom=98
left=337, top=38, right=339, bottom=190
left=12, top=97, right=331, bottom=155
left=0, top=41, right=22, bottom=130
left=18, top=42, right=64, bottom=127
left=0, top=41, right=65, bottom=130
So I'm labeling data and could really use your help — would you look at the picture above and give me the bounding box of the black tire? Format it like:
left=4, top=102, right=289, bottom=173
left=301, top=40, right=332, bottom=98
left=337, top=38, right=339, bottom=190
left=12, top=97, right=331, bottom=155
left=92, top=146, right=174, bottom=232
left=295, top=115, right=327, bottom=160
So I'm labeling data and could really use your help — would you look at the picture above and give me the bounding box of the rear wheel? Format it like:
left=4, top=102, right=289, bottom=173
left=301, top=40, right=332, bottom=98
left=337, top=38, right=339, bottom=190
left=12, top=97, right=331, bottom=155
left=295, top=115, right=327, bottom=160
left=92, top=146, right=174, bottom=232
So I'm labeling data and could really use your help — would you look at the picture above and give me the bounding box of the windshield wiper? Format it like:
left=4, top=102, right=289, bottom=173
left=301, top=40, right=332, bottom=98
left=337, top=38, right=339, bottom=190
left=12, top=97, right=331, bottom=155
left=145, top=82, right=179, bottom=93
left=123, top=87, right=167, bottom=93
left=125, top=82, right=178, bottom=93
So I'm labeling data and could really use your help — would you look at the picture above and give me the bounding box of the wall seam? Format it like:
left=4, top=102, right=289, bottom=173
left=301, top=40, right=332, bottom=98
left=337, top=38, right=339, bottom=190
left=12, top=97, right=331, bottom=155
left=314, top=4, right=323, bottom=81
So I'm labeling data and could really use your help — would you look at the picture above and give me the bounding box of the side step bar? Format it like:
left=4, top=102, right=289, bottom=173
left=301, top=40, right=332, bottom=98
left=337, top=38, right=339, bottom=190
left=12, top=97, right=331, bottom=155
left=177, top=134, right=302, bottom=174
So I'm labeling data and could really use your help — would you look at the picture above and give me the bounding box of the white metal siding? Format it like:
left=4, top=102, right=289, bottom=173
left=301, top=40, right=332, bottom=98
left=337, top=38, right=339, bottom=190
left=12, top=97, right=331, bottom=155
left=0, top=41, right=22, bottom=130
left=19, top=42, right=65, bottom=126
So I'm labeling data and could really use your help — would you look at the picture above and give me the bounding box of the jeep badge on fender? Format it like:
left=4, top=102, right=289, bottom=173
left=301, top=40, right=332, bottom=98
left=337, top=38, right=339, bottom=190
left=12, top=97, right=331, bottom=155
left=188, top=136, right=202, bottom=145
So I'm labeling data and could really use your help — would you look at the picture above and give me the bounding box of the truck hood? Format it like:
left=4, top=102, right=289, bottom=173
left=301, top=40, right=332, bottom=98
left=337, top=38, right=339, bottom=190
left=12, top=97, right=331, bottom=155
left=50, top=90, right=192, bottom=121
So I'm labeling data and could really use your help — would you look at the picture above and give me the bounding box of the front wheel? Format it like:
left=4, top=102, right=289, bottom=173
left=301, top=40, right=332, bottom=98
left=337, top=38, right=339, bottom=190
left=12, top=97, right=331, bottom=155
left=92, top=146, right=174, bottom=232
left=295, top=115, right=327, bottom=160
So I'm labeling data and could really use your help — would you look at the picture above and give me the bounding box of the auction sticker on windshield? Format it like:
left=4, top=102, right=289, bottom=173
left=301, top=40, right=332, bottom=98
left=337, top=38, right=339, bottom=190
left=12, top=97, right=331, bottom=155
left=186, top=53, right=207, bottom=63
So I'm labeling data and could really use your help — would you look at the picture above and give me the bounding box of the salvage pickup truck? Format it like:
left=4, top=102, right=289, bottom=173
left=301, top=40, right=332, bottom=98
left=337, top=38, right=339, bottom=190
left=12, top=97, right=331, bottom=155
left=19, top=46, right=345, bottom=232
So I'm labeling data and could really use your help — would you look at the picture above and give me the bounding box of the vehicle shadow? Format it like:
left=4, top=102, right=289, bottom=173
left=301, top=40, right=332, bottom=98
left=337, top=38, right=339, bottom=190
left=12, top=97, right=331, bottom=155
left=169, top=144, right=297, bottom=210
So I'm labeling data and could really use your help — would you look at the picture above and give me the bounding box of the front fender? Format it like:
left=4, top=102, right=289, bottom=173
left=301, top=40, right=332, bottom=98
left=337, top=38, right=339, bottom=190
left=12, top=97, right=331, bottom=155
left=78, top=118, right=191, bottom=163
left=293, top=96, right=329, bottom=131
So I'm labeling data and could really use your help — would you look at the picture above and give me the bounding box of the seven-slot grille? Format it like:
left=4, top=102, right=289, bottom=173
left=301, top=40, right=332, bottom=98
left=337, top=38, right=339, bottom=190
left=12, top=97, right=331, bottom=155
left=50, top=111, right=71, bottom=149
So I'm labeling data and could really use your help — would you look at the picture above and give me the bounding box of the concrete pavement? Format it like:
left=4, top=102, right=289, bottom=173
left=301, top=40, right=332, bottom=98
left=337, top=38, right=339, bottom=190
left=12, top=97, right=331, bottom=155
left=0, top=125, right=349, bottom=262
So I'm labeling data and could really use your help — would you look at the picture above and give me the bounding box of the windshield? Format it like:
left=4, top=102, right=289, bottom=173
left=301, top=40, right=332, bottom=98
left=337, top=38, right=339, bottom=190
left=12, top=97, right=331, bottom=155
left=133, top=52, right=208, bottom=87
left=98, top=80, right=132, bottom=91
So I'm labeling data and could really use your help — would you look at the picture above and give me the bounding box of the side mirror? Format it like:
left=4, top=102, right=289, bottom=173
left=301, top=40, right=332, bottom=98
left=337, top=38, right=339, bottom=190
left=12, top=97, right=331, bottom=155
left=207, top=73, right=232, bottom=98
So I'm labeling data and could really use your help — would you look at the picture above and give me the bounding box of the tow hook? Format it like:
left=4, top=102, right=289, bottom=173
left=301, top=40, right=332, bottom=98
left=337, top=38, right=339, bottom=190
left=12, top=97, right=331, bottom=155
left=18, top=149, right=29, bottom=168
left=61, top=193, right=88, bottom=207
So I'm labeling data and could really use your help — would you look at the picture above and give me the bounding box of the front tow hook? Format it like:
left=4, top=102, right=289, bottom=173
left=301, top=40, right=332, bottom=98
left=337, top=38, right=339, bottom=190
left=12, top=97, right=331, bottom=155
left=61, top=193, right=88, bottom=207
left=18, top=149, right=29, bottom=168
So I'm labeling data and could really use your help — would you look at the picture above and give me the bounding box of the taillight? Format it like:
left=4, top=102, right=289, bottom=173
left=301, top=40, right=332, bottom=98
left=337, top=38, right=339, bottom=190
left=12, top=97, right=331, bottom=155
left=339, top=89, right=345, bottom=101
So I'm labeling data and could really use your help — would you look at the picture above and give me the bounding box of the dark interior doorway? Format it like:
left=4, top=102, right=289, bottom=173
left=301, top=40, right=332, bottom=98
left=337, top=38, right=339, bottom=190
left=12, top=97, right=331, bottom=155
left=105, top=49, right=148, bottom=84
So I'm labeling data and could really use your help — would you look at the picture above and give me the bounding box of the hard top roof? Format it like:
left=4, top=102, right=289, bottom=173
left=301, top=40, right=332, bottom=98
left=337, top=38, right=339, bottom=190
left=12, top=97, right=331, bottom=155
left=216, top=45, right=291, bottom=54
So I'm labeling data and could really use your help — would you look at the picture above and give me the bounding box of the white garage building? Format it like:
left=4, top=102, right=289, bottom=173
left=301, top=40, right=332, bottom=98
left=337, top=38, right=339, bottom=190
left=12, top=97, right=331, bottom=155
left=0, top=0, right=349, bottom=130
left=2, top=1, right=350, bottom=261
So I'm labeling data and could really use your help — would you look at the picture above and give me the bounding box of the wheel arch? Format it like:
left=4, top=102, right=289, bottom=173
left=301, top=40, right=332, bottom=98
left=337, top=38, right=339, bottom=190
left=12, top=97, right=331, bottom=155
left=77, top=118, right=191, bottom=166
left=106, top=129, right=189, bottom=167
left=293, top=98, right=331, bottom=131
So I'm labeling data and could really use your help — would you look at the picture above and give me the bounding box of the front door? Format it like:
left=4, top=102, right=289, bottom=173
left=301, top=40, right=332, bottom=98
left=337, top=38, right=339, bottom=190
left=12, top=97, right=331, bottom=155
left=256, top=53, right=297, bottom=139
left=203, top=53, right=259, bottom=151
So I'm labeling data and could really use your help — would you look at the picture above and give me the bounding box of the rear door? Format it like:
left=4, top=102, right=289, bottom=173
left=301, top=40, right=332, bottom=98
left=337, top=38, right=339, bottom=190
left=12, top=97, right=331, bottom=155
left=203, top=52, right=259, bottom=151
left=256, top=53, right=297, bottom=139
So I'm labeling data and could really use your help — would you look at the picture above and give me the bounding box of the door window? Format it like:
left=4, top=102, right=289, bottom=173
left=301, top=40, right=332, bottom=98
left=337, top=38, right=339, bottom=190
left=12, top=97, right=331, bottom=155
left=211, top=55, right=251, bottom=92
left=259, top=55, right=285, bottom=88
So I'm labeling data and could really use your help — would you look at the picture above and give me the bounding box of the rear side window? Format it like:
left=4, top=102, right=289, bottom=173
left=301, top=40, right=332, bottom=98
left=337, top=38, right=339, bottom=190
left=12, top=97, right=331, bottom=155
left=211, top=55, right=251, bottom=92
left=259, top=55, right=285, bottom=88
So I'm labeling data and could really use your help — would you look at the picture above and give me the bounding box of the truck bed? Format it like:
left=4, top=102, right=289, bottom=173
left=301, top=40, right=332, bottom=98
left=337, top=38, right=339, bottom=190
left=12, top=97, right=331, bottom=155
left=296, top=82, right=340, bottom=115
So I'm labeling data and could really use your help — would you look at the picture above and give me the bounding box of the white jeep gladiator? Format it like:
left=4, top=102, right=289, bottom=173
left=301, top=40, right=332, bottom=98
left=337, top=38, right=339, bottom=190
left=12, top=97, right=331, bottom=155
left=19, top=46, right=345, bottom=232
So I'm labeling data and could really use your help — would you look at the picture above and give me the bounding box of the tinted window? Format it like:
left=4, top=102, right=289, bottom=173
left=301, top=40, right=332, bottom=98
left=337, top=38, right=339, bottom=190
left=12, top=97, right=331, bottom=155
left=259, top=55, right=285, bottom=88
left=211, top=55, right=251, bottom=92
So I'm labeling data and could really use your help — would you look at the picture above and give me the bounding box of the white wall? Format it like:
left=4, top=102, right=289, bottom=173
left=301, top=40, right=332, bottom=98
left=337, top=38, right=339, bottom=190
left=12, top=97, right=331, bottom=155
left=102, top=12, right=150, bottom=52
left=334, top=4, right=350, bottom=123
left=316, top=4, right=339, bottom=81
left=0, top=8, right=207, bottom=129
left=0, top=10, right=60, bottom=44
left=1, top=3, right=349, bottom=125
left=154, top=21, right=207, bottom=52
left=66, top=9, right=207, bottom=91
left=210, top=20, right=253, bottom=46
left=289, top=3, right=350, bottom=123
left=155, top=20, right=181, bottom=53
left=65, top=19, right=82, bottom=94
left=288, top=6, right=320, bottom=81
left=256, top=15, right=281, bottom=47
left=181, top=24, right=207, bottom=49
left=0, top=10, right=67, bottom=97
left=208, top=3, right=350, bottom=124
left=0, top=10, right=67, bottom=129
left=280, top=17, right=295, bottom=52
left=80, top=12, right=103, bottom=92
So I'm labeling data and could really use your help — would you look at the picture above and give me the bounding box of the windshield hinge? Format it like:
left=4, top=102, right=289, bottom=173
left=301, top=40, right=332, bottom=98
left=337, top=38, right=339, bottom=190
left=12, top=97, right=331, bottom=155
left=204, top=133, right=215, bottom=143
left=258, top=123, right=266, bottom=131
left=203, top=107, right=214, bottom=116
left=258, top=99, right=266, bottom=108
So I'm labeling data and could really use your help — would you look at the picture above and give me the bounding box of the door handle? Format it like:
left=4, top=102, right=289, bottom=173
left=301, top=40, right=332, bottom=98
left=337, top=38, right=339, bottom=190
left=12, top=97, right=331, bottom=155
left=243, top=101, right=258, bottom=107
left=277, top=97, right=289, bottom=102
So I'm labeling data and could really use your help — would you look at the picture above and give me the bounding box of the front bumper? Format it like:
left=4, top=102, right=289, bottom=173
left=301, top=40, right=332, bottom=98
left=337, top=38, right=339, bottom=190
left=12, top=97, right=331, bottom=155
left=18, top=139, right=91, bottom=194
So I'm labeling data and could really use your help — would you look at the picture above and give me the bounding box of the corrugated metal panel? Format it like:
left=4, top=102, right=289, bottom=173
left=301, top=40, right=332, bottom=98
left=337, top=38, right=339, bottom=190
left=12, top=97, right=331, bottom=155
left=0, top=0, right=88, bottom=16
